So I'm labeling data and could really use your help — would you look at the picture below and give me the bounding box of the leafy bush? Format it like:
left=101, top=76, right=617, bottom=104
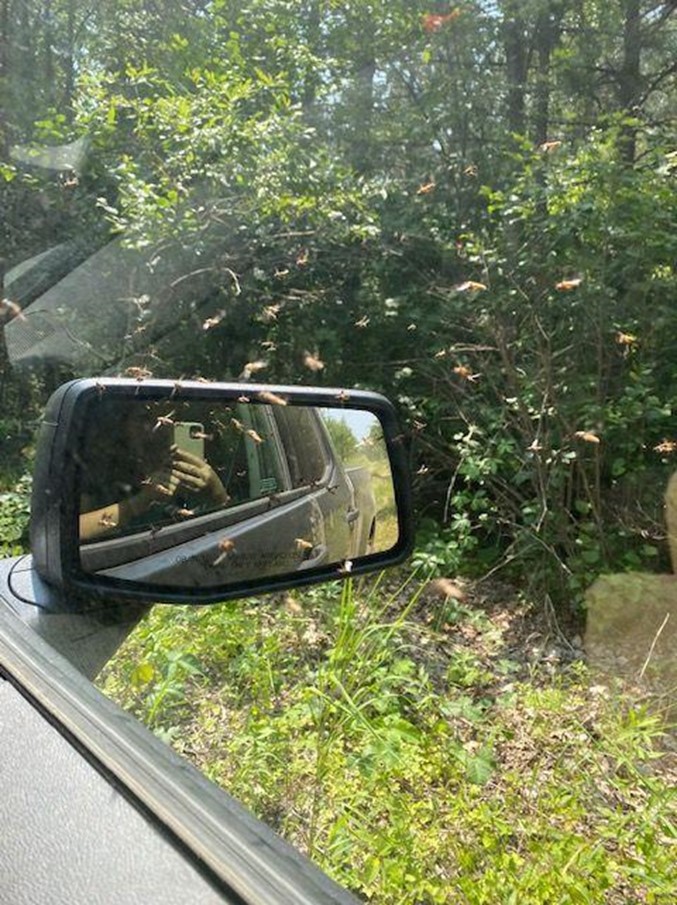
left=0, top=474, right=32, bottom=557
left=397, top=130, right=677, bottom=607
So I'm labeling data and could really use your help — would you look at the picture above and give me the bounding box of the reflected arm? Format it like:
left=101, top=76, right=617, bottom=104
left=79, top=493, right=151, bottom=542
left=79, top=450, right=229, bottom=543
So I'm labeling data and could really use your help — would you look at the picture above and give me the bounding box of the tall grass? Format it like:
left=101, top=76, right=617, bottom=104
left=98, top=575, right=677, bottom=904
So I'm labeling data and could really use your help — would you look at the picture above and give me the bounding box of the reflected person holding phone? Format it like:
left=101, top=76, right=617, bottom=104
left=79, top=402, right=228, bottom=542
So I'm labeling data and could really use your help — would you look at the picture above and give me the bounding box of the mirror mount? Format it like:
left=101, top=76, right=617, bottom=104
left=0, top=554, right=149, bottom=679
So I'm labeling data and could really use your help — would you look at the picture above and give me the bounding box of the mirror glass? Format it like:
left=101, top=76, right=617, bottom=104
left=76, top=396, right=399, bottom=587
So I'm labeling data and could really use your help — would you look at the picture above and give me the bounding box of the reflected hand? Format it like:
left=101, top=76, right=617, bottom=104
left=171, top=445, right=229, bottom=504
left=141, top=457, right=184, bottom=501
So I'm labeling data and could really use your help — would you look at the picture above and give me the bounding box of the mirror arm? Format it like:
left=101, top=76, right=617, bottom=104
left=0, top=554, right=149, bottom=680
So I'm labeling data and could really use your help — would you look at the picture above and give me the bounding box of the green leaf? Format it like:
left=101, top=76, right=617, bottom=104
left=132, top=662, right=155, bottom=686
left=464, top=748, right=495, bottom=785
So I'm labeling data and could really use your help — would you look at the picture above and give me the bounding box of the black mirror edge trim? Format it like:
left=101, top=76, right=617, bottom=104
left=0, top=602, right=360, bottom=905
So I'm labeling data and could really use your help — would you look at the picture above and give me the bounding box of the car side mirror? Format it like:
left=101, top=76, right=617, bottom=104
left=30, top=378, right=413, bottom=603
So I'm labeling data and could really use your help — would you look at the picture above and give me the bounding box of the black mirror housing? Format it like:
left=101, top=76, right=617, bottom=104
left=31, top=378, right=413, bottom=605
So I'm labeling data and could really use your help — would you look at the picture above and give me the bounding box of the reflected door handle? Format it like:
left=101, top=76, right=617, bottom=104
left=346, top=508, right=360, bottom=525
left=298, top=544, right=328, bottom=570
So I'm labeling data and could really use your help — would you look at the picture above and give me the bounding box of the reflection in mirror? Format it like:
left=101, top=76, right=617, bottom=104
left=77, top=396, right=399, bottom=588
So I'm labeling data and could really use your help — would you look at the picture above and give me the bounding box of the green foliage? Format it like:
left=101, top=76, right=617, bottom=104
left=3, top=7, right=677, bottom=900
left=99, top=578, right=677, bottom=904
left=3, top=0, right=677, bottom=609
left=323, top=416, right=359, bottom=462
left=396, top=128, right=677, bottom=605
left=412, top=516, right=480, bottom=578
left=101, top=610, right=206, bottom=734
left=0, top=474, right=32, bottom=557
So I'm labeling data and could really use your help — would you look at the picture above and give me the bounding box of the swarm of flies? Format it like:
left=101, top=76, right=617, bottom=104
left=555, top=277, right=582, bottom=291
left=210, top=416, right=230, bottom=437
left=212, top=538, right=236, bottom=567
left=98, top=512, right=117, bottom=529
left=125, top=366, right=153, bottom=381
left=257, top=390, right=287, bottom=406
left=453, top=364, right=480, bottom=382
left=153, top=411, right=176, bottom=431
left=455, top=281, right=487, bottom=293
left=260, top=304, right=281, bottom=323
left=202, top=309, right=226, bottom=331
left=303, top=350, right=324, bottom=372
left=0, top=298, right=26, bottom=323
left=240, top=359, right=268, bottom=379
left=539, top=140, right=562, bottom=153
left=573, top=430, right=600, bottom=444
left=416, top=181, right=435, bottom=195
left=174, top=507, right=197, bottom=519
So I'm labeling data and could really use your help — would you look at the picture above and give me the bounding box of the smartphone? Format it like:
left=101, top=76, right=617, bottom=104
left=173, top=421, right=205, bottom=459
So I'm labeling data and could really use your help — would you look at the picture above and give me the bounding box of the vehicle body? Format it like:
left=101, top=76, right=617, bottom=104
left=1, top=377, right=412, bottom=904
left=0, top=563, right=363, bottom=905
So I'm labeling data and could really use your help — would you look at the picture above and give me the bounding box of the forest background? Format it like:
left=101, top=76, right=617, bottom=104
left=1, top=2, right=677, bottom=902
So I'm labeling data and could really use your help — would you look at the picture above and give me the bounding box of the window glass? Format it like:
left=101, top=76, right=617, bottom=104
left=3, top=4, right=676, bottom=903
left=273, top=407, right=329, bottom=487
left=237, top=404, right=287, bottom=497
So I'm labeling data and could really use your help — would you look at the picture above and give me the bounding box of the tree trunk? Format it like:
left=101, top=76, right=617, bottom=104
left=503, top=2, right=528, bottom=136
left=618, top=0, right=641, bottom=162
left=0, top=0, right=10, bottom=153
left=302, top=0, right=321, bottom=115
left=352, top=54, right=376, bottom=174
left=532, top=6, right=565, bottom=146
left=43, top=0, right=54, bottom=108
left=64, top=0, right=75, bottom=117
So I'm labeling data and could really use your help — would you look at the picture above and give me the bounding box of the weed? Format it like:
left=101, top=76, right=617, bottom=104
left=0, top=474, right=32, bottom=557
left=98, top=576, right=677, bottom=904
